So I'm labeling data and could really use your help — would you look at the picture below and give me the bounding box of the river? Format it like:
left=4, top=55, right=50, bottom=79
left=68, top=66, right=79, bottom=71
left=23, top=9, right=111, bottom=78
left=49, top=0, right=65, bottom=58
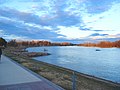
left=27, top=46, right=120, bottom=83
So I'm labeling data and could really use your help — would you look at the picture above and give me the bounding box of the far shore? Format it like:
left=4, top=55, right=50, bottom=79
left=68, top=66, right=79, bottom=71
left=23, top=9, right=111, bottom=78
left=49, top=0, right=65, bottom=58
left=3, top=46, right=120, bottom=90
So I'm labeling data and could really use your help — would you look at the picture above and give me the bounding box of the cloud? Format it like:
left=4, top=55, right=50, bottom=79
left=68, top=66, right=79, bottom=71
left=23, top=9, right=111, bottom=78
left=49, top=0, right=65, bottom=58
left=84, top=0, right=119, bottom=14
left=89, top=33, right=120, bottom=40
left=93, top=30, right=104, bottom=32
left=90, top=33, right=108, bottom=36
left=0, top=15, right=63, bottom=41
left=0, top=7, right=50, bottom=26
left=0, top=30, right=5, bottom=38
left=0, top=5, right=82, bottom=27
left=81, top=2, right=120, bottom=33
left=0, top=0, right=9, bottom=4
left=56, top=26, right=94, bottom=40
left=0, top=0, right=120, bottom=43
left=0, top=29, right=29, bottom=40
left=4, top=34, right=30, bottom=40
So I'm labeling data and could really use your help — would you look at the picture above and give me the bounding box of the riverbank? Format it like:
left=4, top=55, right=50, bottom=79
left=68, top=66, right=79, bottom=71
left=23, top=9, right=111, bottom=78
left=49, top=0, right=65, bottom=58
left=4, top=46, right=51, bottom=57
left=3, top=46, right=120, bottom=90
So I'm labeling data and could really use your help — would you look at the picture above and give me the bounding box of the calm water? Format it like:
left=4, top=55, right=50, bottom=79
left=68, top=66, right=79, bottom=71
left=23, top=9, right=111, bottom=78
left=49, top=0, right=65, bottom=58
left=27, top=46, right=120, bottom=83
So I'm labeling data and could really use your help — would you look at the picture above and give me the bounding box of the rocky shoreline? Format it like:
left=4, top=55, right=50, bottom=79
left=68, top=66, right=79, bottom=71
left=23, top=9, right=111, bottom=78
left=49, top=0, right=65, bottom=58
left=4, top=46, right=51, bottom=57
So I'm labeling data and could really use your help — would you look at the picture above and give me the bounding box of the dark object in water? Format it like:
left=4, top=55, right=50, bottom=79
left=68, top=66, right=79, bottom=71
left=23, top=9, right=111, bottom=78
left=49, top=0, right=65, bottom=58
left=96, top=49, right=101, bottom=51
left=44, top=48, right=48, bottom=51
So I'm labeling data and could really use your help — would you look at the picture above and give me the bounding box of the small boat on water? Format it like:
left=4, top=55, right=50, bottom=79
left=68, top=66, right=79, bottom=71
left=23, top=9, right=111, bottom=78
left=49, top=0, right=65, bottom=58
left=96, top=49, right=101, bottom=51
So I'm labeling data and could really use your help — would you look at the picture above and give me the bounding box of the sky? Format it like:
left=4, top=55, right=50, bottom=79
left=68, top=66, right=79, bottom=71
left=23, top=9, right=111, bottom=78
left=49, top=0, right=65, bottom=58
left=0, top=0, right=120, bottom=43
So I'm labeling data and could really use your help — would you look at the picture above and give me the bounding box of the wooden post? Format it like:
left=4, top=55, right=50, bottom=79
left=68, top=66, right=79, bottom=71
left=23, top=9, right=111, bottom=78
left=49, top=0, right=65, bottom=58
left=72, top=71, right=76, bottom=90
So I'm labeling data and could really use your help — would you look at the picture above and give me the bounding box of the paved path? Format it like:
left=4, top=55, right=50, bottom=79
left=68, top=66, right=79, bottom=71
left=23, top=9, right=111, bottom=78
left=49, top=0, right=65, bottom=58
left=0, top=55, right=64, bottom=90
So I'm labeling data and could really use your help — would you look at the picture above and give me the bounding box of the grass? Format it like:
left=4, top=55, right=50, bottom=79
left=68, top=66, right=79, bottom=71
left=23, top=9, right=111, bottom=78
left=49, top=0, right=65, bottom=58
left=3, top=47, right=120, bottom=90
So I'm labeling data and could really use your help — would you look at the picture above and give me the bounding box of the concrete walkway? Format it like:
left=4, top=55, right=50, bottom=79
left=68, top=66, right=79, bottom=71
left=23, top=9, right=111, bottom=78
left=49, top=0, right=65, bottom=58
left=0, top=55, right=64, bottom=90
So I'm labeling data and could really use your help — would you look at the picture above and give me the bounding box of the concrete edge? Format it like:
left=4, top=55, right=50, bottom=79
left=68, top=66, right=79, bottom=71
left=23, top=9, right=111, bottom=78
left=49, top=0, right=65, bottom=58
left=3, top=55, right=64, bottom=90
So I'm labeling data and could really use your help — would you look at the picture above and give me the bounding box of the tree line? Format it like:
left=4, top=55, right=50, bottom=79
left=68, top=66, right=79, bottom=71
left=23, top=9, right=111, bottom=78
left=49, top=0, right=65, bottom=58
left=78, top=40, right=120, bottom=48
left=1, top=38, right=120, bottom=48
left=7, top=39, right=73, bottom=47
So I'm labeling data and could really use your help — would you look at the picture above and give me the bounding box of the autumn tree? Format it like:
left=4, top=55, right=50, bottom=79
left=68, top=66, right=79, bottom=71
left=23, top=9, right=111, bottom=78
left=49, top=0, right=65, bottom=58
left=0, top=37, right=7, bottom=47
left=7, top=39, right=17, bottom=46
left=114, top=40, right=120, bottom=47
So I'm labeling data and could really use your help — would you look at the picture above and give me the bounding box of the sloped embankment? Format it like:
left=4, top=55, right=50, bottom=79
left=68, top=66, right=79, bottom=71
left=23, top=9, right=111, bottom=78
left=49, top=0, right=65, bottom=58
left=3, top=47, right=120, bottom=90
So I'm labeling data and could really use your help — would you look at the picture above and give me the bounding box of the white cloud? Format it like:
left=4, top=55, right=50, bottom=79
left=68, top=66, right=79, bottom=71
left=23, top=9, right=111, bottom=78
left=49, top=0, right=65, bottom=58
left=56, top=26, right=94, bottom=39
left=4, top=34, right=30, bottom=40
left=0, top=0, right=120, bottom=42
left=0, top=16, right=52, bottom=34
left=0, top=29, right=29, bottom=40
left=25, top=23, right=52, bottom=30
left=0, top=30, right=5, bottom=39
left=89, top=34, right=120, bottom=40
left=82, top=3, right=120, bottom=35
left=76, top=0, right=86, bottom=3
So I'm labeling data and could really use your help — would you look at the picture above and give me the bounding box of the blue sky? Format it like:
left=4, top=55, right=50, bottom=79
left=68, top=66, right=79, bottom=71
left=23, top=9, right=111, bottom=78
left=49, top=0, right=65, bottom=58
left=0, top=0, right=120, bottom=43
